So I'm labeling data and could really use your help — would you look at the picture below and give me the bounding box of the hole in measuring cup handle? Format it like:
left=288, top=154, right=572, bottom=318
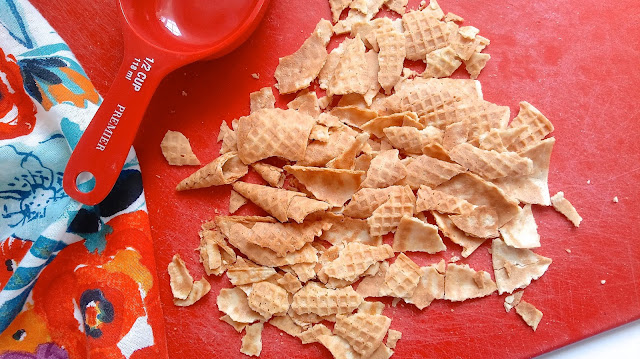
left=75, top=171, right=97, bottom=193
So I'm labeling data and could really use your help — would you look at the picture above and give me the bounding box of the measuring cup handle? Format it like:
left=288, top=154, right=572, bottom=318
left=63, top=39, right=175, bottom=205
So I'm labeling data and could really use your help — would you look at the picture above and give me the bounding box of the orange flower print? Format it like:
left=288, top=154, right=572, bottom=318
left=0, top=48, right=37, bottom=140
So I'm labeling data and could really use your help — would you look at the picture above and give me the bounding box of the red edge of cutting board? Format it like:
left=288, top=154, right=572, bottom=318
left=31, top=0, right=640, bottom=358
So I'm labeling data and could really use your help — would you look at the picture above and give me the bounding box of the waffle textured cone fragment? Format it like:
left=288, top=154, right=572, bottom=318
left=284, top=165, right=365, bottom=207
left=232, top=182, right=305, bottom=222
left=384, top=253, right=422, bottom=298
left=392, top=215, right=446, bottom=253
left=361, top=149, right=408, bottom=188
left=508, top=102, right=555, bottom=152
left=449, top=143, right=533, bottom=180
left=275, top=20, right=333, bottom=94
left=377, top=27, right=406, bottom=92
left=492, top=238, right=552, bottom=294
left=328, top=36, right=371, bottom=96
left=237, top=108, right=316, bottom=164
left=160, top=130, right=200, bottom=166
left=403, top=8, right=451, bottom=61
left=367, top=185, right=416, bottom=236
left=416, top=186, right=474, bottom=214
left=444, top=263, right=497, bottom=301
left=248, top=221, right=328, bottom=257
left=334, top=312, right=392, bottom=357
left=424, top=46, right=462, bottom=78
left=323, top=242, right=394, bottom=281
left=399, top=155, right=465, bottom=190
left=432, top=211, right=486, bottom=257
left=248, top=281, right=290, bottom=319
left=291, top=283, right=364, bottom=316
left=177, top=152, right=248, bottom=191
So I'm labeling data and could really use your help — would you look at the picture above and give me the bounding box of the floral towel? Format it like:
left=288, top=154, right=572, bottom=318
left=0, top=1, right=168, bottom=357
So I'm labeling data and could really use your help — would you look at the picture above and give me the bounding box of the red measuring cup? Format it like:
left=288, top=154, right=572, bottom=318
left=63, top=0, right=270, bottom=205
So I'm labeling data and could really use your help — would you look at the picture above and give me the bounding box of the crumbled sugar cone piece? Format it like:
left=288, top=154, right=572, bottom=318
left=504, top=290, right=523, bottom=312
left=450, top=205, right=499, bottom=239
left=385, top=253, right=422, bottom=298
left=317, top=334, right=361, bottom=359
left=361, top=149, right=407, bottom=188
left=290, top=262, right=318, bottom=283
left=217, top=287, right=265, bottom=324
left=214, top=215, right=277, bottom=239
left=284, top=165, right=365, bottom=207
left=442, top=121, right=469, bottom=151
left=323, top=242, right=394, bottom=281
left=377, top=27, right=405, bottom=92
left=449, top=26, right=489, bottom=61
left=299, top=324, right=332, bottom=344
left=227, top=223, right=319, bottom=267
left=288, top=91, right=322, bottom=117
left=436, top=173, right=520, bottom=227
left=364, top=50, right=381, bottom=106
left=420, top=98, right=509, bottom=134
left=444, top=263, right=497, bottom=301
left=384, top=126, right=443, bottom=154
left=287, top=196, right=332, bottom=223
left=291, top=283, right=363, bottom=316
left=515, top=300, right=543, bottom=331
left=432, top=211, right=486, bottom=257
left=251, top=162, right=285, bottom=188
left=493, top=137, right=555, bottom=206
left=508, top=102, right=555, bottom=152
left=227, top=261, right=277, bottom=286
left=368, top=185, right=416, bottom=236
left=278, top=272, right=303, bottom=294
left=334, top=312, right=392, bottom=357
left=478, top=127, right=516, bottom=152
left=551, top=191, right=582, bottom=227
left=499, top=204, right=541, bottom=248
left=240, top=322, right=263, bottom=357
left=424, top=46, right=462, bottom=78
left=160, top=130, right=200, bottom=166
left=449, top=143, right=533, bottom=180
left=416, top=186, right=475, bottom=214
left=174, top=277, right=211, bottom=307
left=328, top=35, right=371, bottom=95
left=393, top=216, right=446, bottom=253
left=361, top=112, right=420, bottom=138
left=464, top=52, right=490, bottom=79
left=444, top=12, right=464, bottom=23
left=403, top=8, right=451, bottom=61
left=405, top=260, right=445, bottom=309
left=319, top=41, right=346, bottom=90
left=218, top=121, right=238, bottom=154
left=248, top=221, right=328, bottom=257
left=329, top=0, right=353, bottom=22
left=199, top=226, right=237, bottom=276
left=232, top=182, right=305, bottom=222
left=249, top=87, right=275, bottom=113
left=492, top=238, right=552, bottom=294
left=302, top=126, right=359, bottom=166
left=248, top=281, right=290, bottom=319
left=168, top=254, right=193, bottom=300
left=237, top=108, right=316, bottom=164
left=357, top=261, right=391, bottom=297
left=358, top=301, right=385, bottom=315
left=399, top=155, right=465, bottom=190
left=220, top=315, right=248, bottom=333
left=330, top=106, right=378, bottom=128
left=386, top=329, right=402, bottom=349
left=386, top=0, right=408, bottom=14
left=275, top=20, right=333, bottom=94
left=229, top=190, right=248, bottom=214
left=269, top=315, right=303, bottom=337
left=326, top=133, right=370, bottom=170
left=320, top=214, right=383, bottom=247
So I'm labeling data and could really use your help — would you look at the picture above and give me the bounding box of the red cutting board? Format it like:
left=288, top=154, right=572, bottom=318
left=31, top=0, right=640, bottom=358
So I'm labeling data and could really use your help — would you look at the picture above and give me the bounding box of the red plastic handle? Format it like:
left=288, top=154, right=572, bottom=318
left=63, top=37, right=178, bottom=205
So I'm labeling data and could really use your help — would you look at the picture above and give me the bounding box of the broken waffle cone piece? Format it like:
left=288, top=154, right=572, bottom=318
left=515, top=300, right=543, bottom=331
left=449, top=143, right=533, bottom=180
left=504, top=290, right=523, bottom=312
left=361, top=149, right=408, bottom=188
left=507, top=102, right=555, bottom=152
left=227, top=259, right=277, bottom=286
left=329, top=0, right=352, bottom=22
left=444, top=263, right=497, bottom=301
left=218, top=121, right=238, bottom=155
left=403, top=8, right=452, bottom=61
left=464, top=52, right=491, bottom=79
left=232, top=182, right=305, bottom=222
left=377, top=27, right=406, bottom=92
left=237, top=108, right=316, bottom=164
left=248, top=281, right=290, bottom=319
left=176, top=151, right=248, bottom=191
left=330, top=105, right=378, bottom=129
left=356, top=261, right=391, bottom=298
left=384, top=126, right=443, bottom=155
left=320, top=214, right=383, bottom=247
left=217, top=287, right=264, bottom=324
left=334, top=312, right=392, bottom=357
left=358, top=301, right=385, bottom=315
left=399, top=154, right=465, bottom=190
left=168, top=254, right=193, bottom=300
left=302, top=126, right=359, bottom=166
left=269, top=315, right=303, bottom=337
left=248, top=221, right=328, bottom=257
left=328, top=35, right=371, bottom=96
left=275, top=20, right=333, bottom=94
left=291, top=283, right=364, bottom=316
left=499, top=204, right=541, bottom=248
left=386, top=0, right=409, bottom=14
left=220, top=314, right=248, bottom=333
left=323, top=242, right=394, bottom=282
left=424, top=46, right=462, bottom=78
left=449, top=205, right=500, bottom=239
left=317, top=334, right=361, bottom=359
left=326, top=133, right=370, bottom=170
left=199, top=226, right=237, bottom=276
left=449, top=26, right=489, bottom=61
left=174, top=277, right=211, bottom=307
left=288, top=90, right=322, bottom=117
left=361, top=112, right=421, bottom=138
left=229, top=190, right=248, bottom=214
left=551, top=191, right=582, bottom=227
left=240, top=322, right=263, bottom=357
left=432, top=211, right=486, bottom=257
left=249, top=87, right=275, bottom=113
left=367, top=185, right=416, bottom=236
left=492, top=238, right=552, bottom=294
left=287, top=196, right=332, bottom=223
left=392, top=216, right=446, bottom=253
left=284, top=165, right=365, bottom=207
left=384, top=253, right=422, bottom=298
left=416, top=185, right=475, bottom=214
left=161, top=130, right=200, bottom=166
left=405, top=260, right=445, bottom=309
left=251, top=162, right=285, bottom=188
left=299, top=323, right=332, bottom=344
left=278, top=272, right=303, bottom=294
